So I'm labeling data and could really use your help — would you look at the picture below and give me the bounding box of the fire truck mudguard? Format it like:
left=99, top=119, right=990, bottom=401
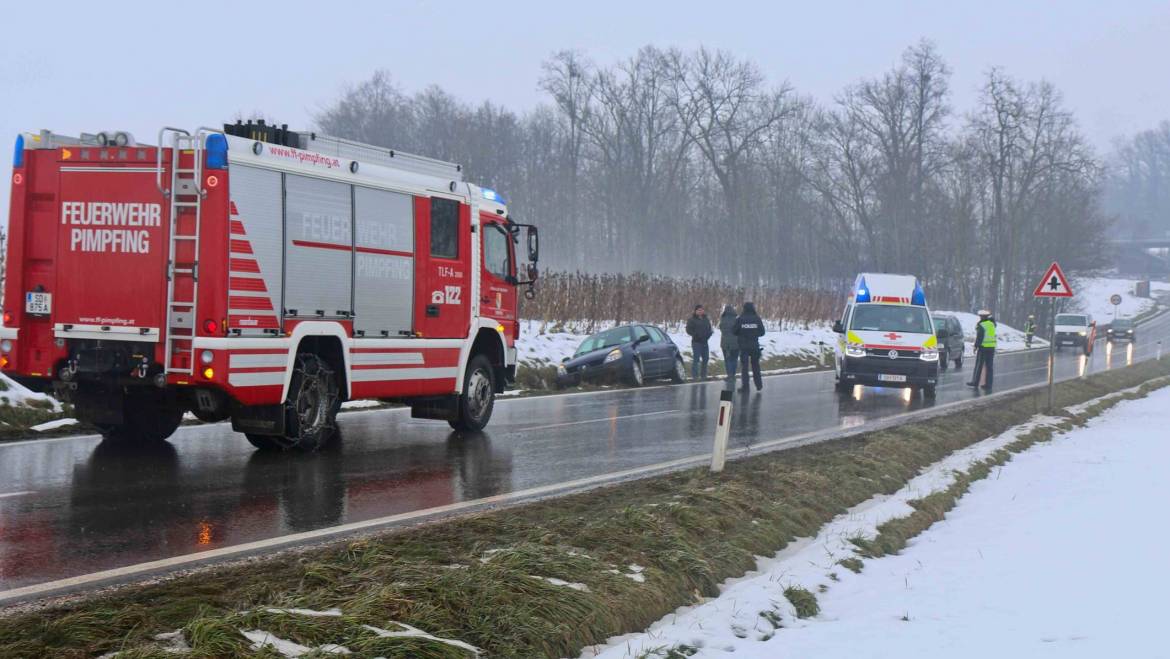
left=2, top=123, right=539, bottom=448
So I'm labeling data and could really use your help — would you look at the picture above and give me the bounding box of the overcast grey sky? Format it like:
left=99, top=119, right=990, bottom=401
left=3, top=0, right=1169, bottom=224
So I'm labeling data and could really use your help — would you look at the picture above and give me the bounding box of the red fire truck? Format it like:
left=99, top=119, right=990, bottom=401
left=2, top=123, right=539, bottom=449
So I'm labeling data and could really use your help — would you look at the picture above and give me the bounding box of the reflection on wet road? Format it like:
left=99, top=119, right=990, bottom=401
left=2, top=313, right=1169, bottom=591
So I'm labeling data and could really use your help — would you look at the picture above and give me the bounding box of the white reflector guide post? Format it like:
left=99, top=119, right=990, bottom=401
left=711, top=389, right=734, bottom=473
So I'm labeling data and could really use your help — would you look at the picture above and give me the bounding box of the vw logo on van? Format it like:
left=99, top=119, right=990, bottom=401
left=888, top=349, right=899, bottom=360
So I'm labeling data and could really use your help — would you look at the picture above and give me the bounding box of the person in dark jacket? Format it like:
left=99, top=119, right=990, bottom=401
left=685, top=305, right=714, bottom=379
left=968, top=310, right=997, bottom=391
left=718, top=305, right=739, bottom=389
left=733, top=302, right=766, bottom=392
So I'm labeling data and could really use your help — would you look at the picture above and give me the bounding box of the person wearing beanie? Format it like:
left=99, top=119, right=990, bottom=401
left=685, top=304, right=713, bottom=379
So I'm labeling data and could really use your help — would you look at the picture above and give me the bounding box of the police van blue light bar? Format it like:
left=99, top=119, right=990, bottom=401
left=205, top=133, right=229, bottom=170
left=482, top=188, right=506, bottom=204
left=12, top=135, right=24, bottom=168
left=911, top=282, right=926, bottom=306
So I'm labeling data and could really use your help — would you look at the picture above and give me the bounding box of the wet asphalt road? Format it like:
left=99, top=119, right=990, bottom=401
left=1, top=314, right=1168, bottom=592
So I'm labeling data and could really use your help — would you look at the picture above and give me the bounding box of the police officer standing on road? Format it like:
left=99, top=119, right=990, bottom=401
left=686, top=305, right=713, bottom=380
left=718, top=305, right=739, bottom=390
left=1024, top=314, right=1036, bottom=348
left=968, top=310, right=997, bottom=392
left=734, top=302, right=766, bottom=392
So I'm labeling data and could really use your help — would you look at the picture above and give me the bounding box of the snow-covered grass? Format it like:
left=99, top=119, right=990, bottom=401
left=0, top=372, right=62, bottom=411
left=581, top=383, right=1170, bottom=658
left=515, top=319, right=836, bottom=369
left=1069, top=275, right=1170, bottom=322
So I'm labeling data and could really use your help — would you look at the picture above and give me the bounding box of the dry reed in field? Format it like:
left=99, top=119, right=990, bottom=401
left=520, top=271, right=842, bottom=332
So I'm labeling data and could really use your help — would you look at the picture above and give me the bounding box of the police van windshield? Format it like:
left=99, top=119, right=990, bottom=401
left=576, top=326, right=633, bottom=355
left=1056, top=314, right=1088, bottom=326
left=850, top=305, right=932, bottom=334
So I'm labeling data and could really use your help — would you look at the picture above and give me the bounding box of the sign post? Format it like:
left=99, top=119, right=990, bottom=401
left=1033, top=262, right=1074, bottom=412
left=1110, top=293, right=1122, bottom=321
left=711, top=390, right=734, bottom=473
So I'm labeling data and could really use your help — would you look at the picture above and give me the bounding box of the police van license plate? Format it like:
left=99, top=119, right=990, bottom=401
left=25, top=292, right=52, bottom=315
left=877, top=373, right=907, bottom=383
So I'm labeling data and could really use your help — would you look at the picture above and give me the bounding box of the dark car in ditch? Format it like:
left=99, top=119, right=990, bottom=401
left=556, top=324, right=686, bottom=388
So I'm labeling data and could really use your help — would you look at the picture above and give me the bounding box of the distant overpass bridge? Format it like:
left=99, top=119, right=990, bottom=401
left=1109, top=238, right=1170, bottom=276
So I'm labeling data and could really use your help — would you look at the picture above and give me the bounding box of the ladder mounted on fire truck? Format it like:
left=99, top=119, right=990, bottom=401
left=156, top=127, right=215, bottom=375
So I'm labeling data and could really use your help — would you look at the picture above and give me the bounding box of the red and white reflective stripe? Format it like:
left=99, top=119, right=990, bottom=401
left=872, top=296, right=910, bottom=304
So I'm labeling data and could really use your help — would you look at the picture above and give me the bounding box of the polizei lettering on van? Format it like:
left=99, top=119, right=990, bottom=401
left=60, top=201, right=162, bottom=254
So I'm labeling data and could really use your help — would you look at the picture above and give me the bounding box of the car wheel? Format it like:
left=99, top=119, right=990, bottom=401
left=670, top=356, right=686, bottom=384
left=628, top=359, right=644, bottom=387
left=955, top=354, right=963, bottom=369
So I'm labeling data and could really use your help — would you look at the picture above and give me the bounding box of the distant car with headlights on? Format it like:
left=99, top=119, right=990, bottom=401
left=1054, top=313, right=1093, bottom=350
left=556, top=325, right=686, bottom=388
left=1106, top=317, right=1137, bottom=343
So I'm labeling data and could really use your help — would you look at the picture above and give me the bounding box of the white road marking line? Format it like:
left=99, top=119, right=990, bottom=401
left=515, top=409, right=681, bottom=432
left=0, top=491, right=33, bottom=500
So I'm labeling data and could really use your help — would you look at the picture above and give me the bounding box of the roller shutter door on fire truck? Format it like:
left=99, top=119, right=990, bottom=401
left=228, top=166, right=283, bottom=333
left=353, top=187, right=413, bottom=337
left=284, top=175, right=353, bottom=319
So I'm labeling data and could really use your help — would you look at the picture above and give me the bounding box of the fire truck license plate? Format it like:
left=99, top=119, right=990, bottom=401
left=25, top=292, right=52, bottom=315
left=877, top=373, right=907, bottom=383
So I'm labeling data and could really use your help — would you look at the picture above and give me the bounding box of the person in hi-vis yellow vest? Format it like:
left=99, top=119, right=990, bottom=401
left=968, top=310, right=997, bottom=391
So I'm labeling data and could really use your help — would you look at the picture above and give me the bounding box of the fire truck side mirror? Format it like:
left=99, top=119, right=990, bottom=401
left=526, top=227, right=539, bottom=263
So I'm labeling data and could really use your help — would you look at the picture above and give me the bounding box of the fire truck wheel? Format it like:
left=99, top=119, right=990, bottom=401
left=245, top=433, right=289, bottom=451
left=450, top=355, right=495, bottom=432
left=281, top=352, right=341, bottom=451
left=99, top=394, right=183, bottom=444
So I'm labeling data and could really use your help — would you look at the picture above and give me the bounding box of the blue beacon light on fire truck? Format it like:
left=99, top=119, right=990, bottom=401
left=205, top=133, right=229, bottom=170
left=481, top=187, right=506, bottom=204
left=13, top=135, right=24, bottom=168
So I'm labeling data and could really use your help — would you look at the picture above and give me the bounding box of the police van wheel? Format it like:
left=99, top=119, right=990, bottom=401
left=280, top=352, right=340, bottom=451
left=939, top=350, right=949, bottom=372
left=834, top=379, right=851, bottom=394
left=923, top=385, right=937, bottom=400
left=450, top=355, right=495, bottom=432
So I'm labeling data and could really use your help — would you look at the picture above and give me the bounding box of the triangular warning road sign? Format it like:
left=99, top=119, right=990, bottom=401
left=1033, top=262, right=1074, bottom=298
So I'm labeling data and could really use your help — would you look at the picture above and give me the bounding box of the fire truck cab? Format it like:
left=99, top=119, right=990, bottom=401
left=3, top=123, right=539, bottom=449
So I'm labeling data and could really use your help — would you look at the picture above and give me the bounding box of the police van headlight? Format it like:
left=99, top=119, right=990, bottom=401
left=845, top=343, right=866, bottom=358
left=1078, top=331, right=1087, bottom=336
left=920, top=348, right=940, bottom=362
left=604, top=348, right=623, bottom=364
